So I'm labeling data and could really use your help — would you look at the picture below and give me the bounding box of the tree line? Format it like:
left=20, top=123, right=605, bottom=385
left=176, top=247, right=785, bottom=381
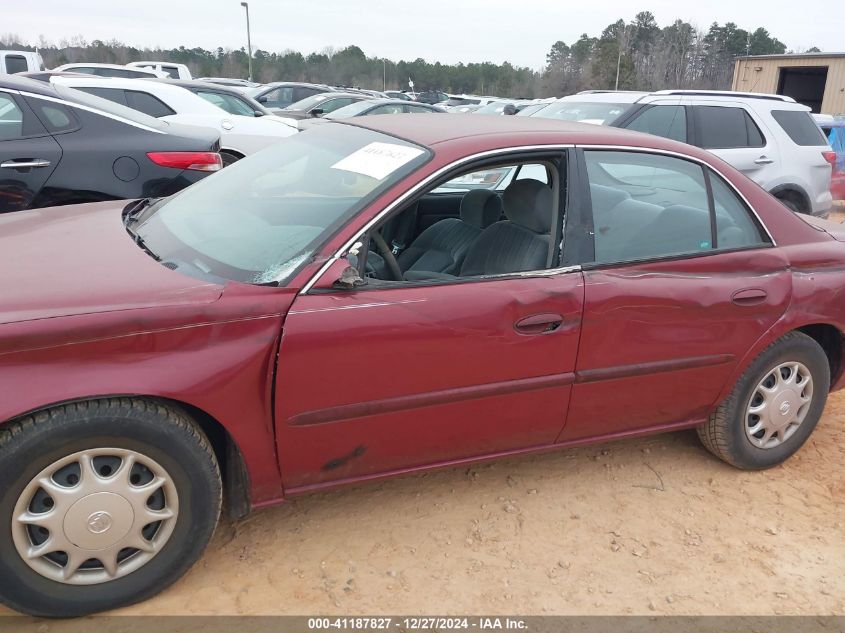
left=2, top=12, right=805, bottom=99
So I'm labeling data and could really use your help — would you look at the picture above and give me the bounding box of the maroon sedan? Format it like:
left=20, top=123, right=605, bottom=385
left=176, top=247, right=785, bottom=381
left=2, top=115, right=844, bottom=616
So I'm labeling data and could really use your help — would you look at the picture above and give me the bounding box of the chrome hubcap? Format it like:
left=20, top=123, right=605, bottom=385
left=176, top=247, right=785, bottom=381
left=745, top=361, right=813, bottom=449
left=12, top=448, right=178, bottom=585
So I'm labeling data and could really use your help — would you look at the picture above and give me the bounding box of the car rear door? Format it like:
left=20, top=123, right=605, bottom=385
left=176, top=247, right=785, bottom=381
left=560, top=147, right=791, bottom=442
left=0, top=91, right=61, bottom=212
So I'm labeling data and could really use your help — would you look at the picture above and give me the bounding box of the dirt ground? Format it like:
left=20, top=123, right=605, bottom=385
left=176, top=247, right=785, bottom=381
left=2, top=204, right=843, bottom=620
left=5, top=392, right=842, bottom=618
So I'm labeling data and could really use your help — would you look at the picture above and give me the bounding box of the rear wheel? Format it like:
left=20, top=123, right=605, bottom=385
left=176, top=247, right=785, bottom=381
left=0, top=398, right=221, bottom=617
left=775, top=192, right=803, bottom=214
left=698, top=332, right=829, bottom=469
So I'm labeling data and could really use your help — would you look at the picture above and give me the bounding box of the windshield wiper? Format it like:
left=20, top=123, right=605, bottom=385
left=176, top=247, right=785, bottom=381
left=123, top=197, right=161, bottom=229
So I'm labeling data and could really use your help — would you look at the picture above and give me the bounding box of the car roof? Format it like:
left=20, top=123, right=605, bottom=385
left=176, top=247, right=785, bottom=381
left=563, top=91, right=647, bottom=103
left=0, top=74, right=60, bottom=96
left=260, top=81, right=331, bottom=90
left=151, top=78, right=250, bottom=96
left=341, top=113, right=716, bottom=158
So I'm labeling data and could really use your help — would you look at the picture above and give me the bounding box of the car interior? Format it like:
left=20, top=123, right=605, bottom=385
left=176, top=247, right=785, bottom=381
left=362, top=160, right=562, bottom=283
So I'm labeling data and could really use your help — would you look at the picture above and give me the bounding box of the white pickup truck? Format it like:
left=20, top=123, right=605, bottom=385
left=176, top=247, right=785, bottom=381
left=0, top=50, right=44, bottom=74
left=126, top=61, right=193, bottom=80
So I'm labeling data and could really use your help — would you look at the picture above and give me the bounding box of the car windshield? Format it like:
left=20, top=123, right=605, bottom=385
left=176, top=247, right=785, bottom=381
left=53, top=84, right=169, bottom=130
left=136, top=125, right=430, bottom=284
left=285, top=93, right=334, bottom=111
left=324, top=100, right=375, bottom=119
left=474, top=101, right=513, bottom=114
left=530, top=101, right=633, bottom=125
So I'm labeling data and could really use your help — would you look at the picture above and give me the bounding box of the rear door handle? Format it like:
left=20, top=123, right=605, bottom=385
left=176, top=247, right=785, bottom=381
left=514, top=313, right=563, bottom=335
left=0, top=159, right=51, bottom=169
left=754, top=156, right=774, bottom=165
left=732, top=288, right=768, bottom=306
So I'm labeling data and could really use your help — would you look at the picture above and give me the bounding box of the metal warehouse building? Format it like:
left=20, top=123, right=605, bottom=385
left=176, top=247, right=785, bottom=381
left=732, top=52, right=845, bottom=115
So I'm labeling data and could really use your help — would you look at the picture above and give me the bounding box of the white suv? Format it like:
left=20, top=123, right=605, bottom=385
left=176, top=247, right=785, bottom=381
left=530, top=90, right=833, bottom=216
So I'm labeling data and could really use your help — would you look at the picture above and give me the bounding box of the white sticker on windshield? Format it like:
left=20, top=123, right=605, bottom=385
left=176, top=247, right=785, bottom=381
left=331, top=142, right=425, bottom=180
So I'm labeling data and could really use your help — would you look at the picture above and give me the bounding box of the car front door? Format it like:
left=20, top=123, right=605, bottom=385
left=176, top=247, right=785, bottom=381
left=274, top=152, right=584, bottom=490
left=560, top=148, right=791, bottom=442
left=0, top=92, right=61, bottom=212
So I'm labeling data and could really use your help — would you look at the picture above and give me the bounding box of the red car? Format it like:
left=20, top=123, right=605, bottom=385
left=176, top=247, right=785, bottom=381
left=2, top=115, right=845, bottom=616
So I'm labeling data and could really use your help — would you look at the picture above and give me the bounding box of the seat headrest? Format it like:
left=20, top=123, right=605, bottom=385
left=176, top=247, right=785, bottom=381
left=460, top=189, right=503, bottom=229
left=502, top=179, right=553, bottom=234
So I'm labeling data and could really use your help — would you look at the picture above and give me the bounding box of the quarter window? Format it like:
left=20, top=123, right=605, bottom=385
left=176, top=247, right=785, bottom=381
left=625, top=105, right=687, bottom=143
left=710, top=172, right=767, bottom=248
left=697, top=106, right=765, bottom=149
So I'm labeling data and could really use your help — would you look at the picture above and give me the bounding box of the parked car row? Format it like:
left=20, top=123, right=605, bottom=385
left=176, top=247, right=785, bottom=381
left=520, top=90, right=835, bottom=217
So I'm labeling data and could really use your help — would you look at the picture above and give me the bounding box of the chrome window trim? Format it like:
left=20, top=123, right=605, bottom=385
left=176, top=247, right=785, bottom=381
left=0, top=87, right=166, bottom=135
left=298, top=142, right=775, bottom=294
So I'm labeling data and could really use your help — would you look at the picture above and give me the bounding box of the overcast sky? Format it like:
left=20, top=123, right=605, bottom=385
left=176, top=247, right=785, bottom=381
left=7, top=0, right=844, bottom=69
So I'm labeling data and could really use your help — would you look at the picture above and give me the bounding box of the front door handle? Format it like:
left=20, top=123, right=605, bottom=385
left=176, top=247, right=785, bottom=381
left=1, top=159, right=51, bottom=169
left=732, top=288, right=768, bottom=306
left=754, top=156, right=774, bottom=165
left=514, top=313, right=563, bottom=335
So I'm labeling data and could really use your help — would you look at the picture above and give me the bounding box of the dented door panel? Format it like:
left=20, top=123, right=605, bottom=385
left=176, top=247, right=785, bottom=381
left=275, top=273, right=584, bottom=489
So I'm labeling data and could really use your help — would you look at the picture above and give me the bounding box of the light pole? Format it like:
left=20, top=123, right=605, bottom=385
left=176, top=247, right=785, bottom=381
left=240, top=1, right=253, bottom=82
left=382, top=59, right=386, bottom=91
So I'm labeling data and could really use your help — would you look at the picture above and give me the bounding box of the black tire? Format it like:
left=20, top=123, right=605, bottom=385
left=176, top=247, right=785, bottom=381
left=697, top=332, right=829, bottom=470
left=777, top=194, right=802, bottom=214
left=0, top=398, right=221, bottom=617
left=220, top=151, right=241, bottom=167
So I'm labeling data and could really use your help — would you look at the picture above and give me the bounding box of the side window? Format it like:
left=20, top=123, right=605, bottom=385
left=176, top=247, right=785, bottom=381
left=771, top=110, right=828, bottom=146
left=294, top=87, right=319, bottom=102
left=320, top=98, right=355, bottom=114
left=406, top=105, right=433, bottom=114
left=161, top=66, right=180, bottom=79
left=0, top=93, right=25, bottom=139
left=697, top=106, right=765, bottom=149
left=76, top=87, right=128, bottom=107
left=710, top=171, right=768, bottom=248
left=5, top=55, right=28, bottom=74
left=125, top=91, right=176, bottom=118
left=197, top=91, right=254, bottom=116
left=625, top=105, right=687, bottom=143
left=585, top=151, right=712, bottom=264
left=29, top=101, right=78, bottom=134
left=434, top=163, right=548, bottom=193
left=369, top=104, right=403, bottom=115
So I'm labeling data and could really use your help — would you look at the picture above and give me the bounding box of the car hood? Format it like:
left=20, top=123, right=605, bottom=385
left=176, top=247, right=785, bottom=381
left=0, top=201, right=222, bottom=325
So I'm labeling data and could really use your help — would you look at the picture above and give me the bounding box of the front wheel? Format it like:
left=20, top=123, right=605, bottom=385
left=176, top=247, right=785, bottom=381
left=698, top=332, right=830, bottom=469
left=0, top=398, right=221, bottom=617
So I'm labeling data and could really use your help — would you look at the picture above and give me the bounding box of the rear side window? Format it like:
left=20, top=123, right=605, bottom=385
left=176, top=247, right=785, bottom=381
left=125, top=91, right=175, bottom=118
left=771, top=110, right=828, bottom=146
left=0, top=93, right=25, bottom=139
left=162, top=66, right=180, bottom=79
left=76, top=87, right=128, bottom=106
left=4, top=55, right=28, bottom=74
left=585, top=151, right=712, bottom=264
left=697, top=106, right=765, bottom=149
left=624, top=105, right=687, bottom=142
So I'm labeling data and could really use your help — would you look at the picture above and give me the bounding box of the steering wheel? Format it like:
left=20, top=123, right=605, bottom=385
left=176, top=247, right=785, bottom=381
left=369, top=230, right=403, bottom=281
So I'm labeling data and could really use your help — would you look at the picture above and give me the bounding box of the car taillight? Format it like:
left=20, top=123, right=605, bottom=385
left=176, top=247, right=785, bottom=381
left=146, top=151, right=223, bottom=172
left=823, top=151, right=837, bottom=168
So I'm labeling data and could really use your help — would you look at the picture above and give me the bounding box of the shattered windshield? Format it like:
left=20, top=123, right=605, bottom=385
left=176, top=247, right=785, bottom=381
left=136, top=124, right=430, bottom=284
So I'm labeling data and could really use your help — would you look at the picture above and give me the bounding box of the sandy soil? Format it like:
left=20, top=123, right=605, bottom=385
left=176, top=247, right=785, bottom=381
left=5, top=392, right=840, bottom=617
